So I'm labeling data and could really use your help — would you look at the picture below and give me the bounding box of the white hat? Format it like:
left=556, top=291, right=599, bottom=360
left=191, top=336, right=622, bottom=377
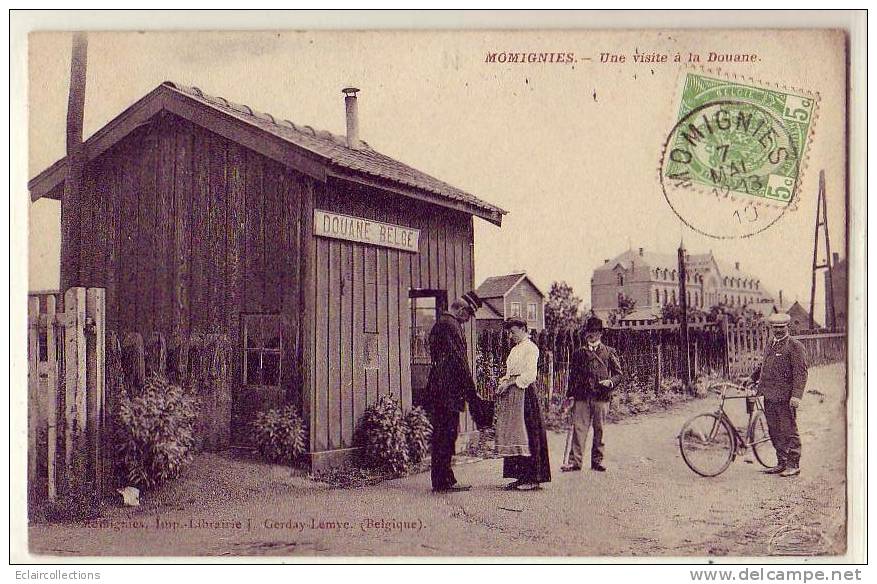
left=768, top=312, right=791, bottom=327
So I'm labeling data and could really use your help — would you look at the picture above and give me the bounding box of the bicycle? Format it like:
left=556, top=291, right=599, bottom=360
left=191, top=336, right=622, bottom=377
left=678, top=380, right=777, bottom=477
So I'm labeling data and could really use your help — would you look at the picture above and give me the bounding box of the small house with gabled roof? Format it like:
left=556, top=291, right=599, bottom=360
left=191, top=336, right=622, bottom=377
left=29, top=82, right=506, bottom=469
left=474, top=272, right=545, bottom=334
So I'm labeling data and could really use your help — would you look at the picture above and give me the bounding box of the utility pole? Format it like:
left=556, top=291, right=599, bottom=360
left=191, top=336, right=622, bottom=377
left=678, top=240, right=690, bottom=386
left=60, top=32, right=88, bottom=295
left=808, top=170, right=835, bottom=330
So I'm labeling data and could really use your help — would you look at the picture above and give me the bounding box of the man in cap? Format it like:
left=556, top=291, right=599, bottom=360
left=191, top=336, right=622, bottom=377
left=425, top=291, right=485, bottom=492
left=749, top=312, right=809, bottom=477
left=562, top=316, right=623, bottom=472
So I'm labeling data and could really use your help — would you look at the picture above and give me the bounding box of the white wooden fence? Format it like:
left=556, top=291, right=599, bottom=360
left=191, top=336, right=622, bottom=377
left=28, top=287, right=106, bottom=505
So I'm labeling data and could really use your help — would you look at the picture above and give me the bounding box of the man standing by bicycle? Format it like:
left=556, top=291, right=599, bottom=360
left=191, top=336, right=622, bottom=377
left=750, top=312, right=809, bottom=477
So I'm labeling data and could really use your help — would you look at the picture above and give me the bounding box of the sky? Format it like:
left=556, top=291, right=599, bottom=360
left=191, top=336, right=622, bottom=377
left=27, top=29, right=847, bottom=317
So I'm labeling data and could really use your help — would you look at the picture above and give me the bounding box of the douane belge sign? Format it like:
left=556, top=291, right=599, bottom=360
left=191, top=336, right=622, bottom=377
left=313, top=209, right=421, bottom=253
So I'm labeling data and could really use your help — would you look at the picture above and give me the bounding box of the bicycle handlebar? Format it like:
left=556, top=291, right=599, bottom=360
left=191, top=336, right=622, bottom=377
left=708, top=381, right=758, bottom=398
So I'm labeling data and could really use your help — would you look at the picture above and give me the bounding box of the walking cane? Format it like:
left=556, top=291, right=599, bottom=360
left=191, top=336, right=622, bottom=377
left=562, top=421, right=574, bottom=466
left=560, top=358, right=573, bottom=465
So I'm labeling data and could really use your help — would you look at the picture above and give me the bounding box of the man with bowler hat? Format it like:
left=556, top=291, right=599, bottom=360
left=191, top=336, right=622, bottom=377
left=562, top=316, right=623, bottom=472
left=426, top=291, right=487, bottom=492
left=750, top=312, right=809, bottom=477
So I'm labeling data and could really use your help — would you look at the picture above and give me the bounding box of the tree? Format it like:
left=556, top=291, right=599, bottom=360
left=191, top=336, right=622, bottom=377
left=660, top=302, right=707, bottom=321
left=707, top=302, right=761, bottom=325
left=607, top=294, right=636, bottom=325
left=544, top=281, right=584, bottom=334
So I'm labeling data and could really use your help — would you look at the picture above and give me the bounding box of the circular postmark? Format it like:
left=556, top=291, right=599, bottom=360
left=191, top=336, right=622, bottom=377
left=660, top=99, right=802, bottom=239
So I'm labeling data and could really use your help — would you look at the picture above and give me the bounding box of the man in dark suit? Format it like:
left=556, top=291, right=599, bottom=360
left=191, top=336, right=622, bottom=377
left=750, top=312, right=809, bottom=477
left=426, top=291, right=484, bottom=492
left=562, top=316, right=623, bottom=472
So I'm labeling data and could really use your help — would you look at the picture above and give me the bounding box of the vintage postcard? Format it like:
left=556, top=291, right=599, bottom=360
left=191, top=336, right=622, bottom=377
left=12, top=11, right=866, bottom=565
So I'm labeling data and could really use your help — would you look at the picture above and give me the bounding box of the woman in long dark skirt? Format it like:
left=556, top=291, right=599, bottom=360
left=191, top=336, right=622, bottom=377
left=494, top=318, right=551, bottom=490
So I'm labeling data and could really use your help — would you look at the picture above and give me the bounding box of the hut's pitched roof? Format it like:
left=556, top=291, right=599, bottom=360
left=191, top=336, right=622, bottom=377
left=29, top=81, right=507, bottom=226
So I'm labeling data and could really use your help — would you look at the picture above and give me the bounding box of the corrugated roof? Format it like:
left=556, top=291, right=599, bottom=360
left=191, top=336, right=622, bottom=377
left=476, top=273, right=527, bottom=298
left=164, top=82, right=506, bottom=220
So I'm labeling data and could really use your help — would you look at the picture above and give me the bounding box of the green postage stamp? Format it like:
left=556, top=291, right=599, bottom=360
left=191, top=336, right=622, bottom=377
left=662, top=71, right=818, bottom=206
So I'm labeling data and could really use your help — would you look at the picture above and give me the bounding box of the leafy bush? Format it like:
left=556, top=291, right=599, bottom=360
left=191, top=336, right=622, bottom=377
left=251, top=405, right=308, bottom=464
left=116, top=374, right=199, bottom=490
left=355, top=395, right=435, bottom=476
left=404, top=407, right=432, bottom=465
left=355, top=394, right=410, bottom=475
left=659, top=377, right=685, bottom=394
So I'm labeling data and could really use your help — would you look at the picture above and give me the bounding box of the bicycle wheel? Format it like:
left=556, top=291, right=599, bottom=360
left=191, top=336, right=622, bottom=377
left=750, top=410, right=778, bottom=469
left=679, top=413, right=735, bottom=477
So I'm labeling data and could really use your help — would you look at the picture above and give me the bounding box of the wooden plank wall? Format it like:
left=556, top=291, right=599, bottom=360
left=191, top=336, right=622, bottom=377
left=64, top=110, right=480, bottom=455
left=312, top=182, right=477, bottom=452
left=71, top=114, right=307, bottom=441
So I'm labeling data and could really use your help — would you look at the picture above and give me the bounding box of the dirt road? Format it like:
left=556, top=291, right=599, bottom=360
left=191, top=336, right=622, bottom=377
left=28, top=364, right=846, bottom=558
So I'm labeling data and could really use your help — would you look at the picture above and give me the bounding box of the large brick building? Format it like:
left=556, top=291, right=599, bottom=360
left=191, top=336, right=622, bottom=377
left=590, top=247, right=773, bottom=320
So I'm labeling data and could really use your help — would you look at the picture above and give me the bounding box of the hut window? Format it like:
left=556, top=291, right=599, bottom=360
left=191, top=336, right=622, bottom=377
left=527, top=303, right=537, bottom=321
left=510, top=302, right=521, bottom=317
left=243, top=314, right=282, bottom=387
left=409, top=295, right=437, bottom=365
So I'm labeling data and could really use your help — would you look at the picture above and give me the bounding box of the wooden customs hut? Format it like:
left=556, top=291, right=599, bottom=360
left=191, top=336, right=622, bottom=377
left=29, top=82, right=506, bottom=469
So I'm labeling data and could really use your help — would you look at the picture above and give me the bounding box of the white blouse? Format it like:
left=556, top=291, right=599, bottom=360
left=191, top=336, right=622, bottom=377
left=501, top=337, right=540, bottom=389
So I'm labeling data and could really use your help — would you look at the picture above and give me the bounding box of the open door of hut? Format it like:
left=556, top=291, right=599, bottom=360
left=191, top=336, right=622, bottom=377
left=232, top=313, right=286, bottom=444
left=409, top=290, right=447, bottom=409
